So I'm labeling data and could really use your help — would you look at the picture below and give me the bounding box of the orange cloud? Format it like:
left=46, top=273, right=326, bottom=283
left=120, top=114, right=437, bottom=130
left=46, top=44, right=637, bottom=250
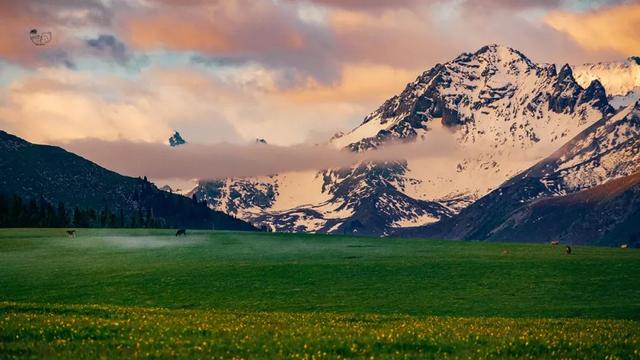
left=123, top=15, right=234, bottom=52
left=0, top=14, right=74, bottom=66
left=545, top=3, right=640, bottom=56
left=0, top=16, right=36, bottom=63
left=0, top=0, right=111, bottom=66
left=327, top=8, right=459, bottom=69
left=0, top=65, right=367, bottom=146
left=121, top=1, right=310, bottom=55
left=277, top=64, right=417, bottom=104
left=0, top=69, right=173, bottom=143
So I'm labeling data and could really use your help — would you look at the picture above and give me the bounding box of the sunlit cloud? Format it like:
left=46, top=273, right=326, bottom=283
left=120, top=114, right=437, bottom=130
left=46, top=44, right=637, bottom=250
left=545, top=3, right=640, bottom=56
left=61, top=124, right=461, bottom=180
left=0, top=65, right=367, bottom=146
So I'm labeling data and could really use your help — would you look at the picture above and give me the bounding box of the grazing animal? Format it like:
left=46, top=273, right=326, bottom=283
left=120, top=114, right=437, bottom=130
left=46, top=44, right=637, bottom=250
left=66, top=230, right=77, bottom=238
left=175, top=228, right=187, bottom=236
left=501, top=249, right=510, bottom=255
left=621, top=244, right=629, bottom=249
left=565, top=245, right=572, bottom=255
left=551, top=240, right=560, bottom=246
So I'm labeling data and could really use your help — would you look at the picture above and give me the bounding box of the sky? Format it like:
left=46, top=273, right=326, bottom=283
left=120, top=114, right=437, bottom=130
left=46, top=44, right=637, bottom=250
left=0, top=0, right=638, bottom=152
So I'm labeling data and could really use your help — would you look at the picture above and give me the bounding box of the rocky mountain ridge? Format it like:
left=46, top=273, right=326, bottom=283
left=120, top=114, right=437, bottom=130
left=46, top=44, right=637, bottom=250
left=191, top=45, right=635, bottom=238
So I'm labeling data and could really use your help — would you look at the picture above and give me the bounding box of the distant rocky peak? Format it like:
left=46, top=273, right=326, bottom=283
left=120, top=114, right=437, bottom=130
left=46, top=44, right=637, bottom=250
left=449, top=44, right=537, bottom=76
left=583, top=79, right=607, bottom=99
left=169, top=131, right=187, bottom=147
left=578, top=79, right=613, bottom=115
left=557, top=64, right=576, bottom=84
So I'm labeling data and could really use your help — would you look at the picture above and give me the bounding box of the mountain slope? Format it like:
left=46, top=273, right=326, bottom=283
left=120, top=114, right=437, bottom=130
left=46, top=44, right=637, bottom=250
left=0, top=130, right=256, bottom=230
left=490, top=171, right=640, bottom=246
left=409, top=101, right=640, bottom=245
left=193, top=45, right=615, bottom=236
left=415, top=171, right=640, bottom=246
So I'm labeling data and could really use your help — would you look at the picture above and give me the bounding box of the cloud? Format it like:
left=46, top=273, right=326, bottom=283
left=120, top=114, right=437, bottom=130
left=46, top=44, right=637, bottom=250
left=85, top=34, right=133, bottom=65
left=545, top=3, right=640, bottom=56
left=275, top=64, right=416, bottom=104
left=121, top=0, right=342, bottom=86
left=458, top=0, right=562, bottom=12
left=0, top=0, right=113, bottom=67
left=0, top=64, right=372, bottom=146
left=297, top=0, right=423, bottom=11
left=0, top=68, right=172, bottom=143
left=190, top=55, right=249, bottom=67
left=61, top=125, right=461, bottom=180
left=301, top=0, right=564, bottom=12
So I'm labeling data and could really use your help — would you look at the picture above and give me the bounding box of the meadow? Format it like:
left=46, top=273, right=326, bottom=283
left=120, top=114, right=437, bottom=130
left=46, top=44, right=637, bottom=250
left=1, top=228, right=639, bottom=358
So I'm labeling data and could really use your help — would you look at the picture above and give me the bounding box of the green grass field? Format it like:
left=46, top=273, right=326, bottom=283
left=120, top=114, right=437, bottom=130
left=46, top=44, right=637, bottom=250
left=1, top=228, right=639, bottom=358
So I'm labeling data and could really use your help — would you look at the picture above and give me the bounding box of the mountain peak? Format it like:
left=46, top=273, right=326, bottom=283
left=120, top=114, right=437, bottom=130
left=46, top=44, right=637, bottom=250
left=168, top=131, right=187, bottom=147
left=475, top=44, right=517, bottom=55
left=446, top=44, right=537, bottom=77
left=558, top=64, right=574, bottom=81
left=472, top=44, right=533, bottom=64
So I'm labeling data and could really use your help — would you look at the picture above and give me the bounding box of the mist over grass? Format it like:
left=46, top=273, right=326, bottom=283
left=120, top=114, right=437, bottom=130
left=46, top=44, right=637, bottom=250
left=74, top=235, right=205, bottom=250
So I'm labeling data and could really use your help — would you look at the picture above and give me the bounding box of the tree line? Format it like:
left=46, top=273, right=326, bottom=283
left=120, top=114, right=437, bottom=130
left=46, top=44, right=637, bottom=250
left=0, top=193, right=163, bottom=228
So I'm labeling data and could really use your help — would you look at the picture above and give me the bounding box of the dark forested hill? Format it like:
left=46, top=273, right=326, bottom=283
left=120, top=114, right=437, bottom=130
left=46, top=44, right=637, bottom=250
left=0, top=130, right=256, bottom=231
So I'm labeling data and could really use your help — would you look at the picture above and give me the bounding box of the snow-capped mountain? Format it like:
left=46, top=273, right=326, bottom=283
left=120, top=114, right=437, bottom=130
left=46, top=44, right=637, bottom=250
left=169, top=131, right=187, bottom=147
left=412, top=100, right=640, bottom=245
left=572, top=57, right=640, bottom=110
left=192, top=45, right=620, bottom=235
